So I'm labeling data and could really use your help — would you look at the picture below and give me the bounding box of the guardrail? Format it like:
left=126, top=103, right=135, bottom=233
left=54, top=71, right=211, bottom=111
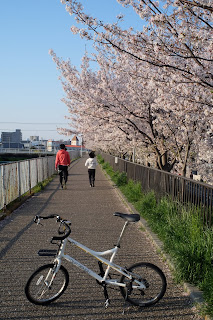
left=0, top=148, right=57, bottom=154
left=0, top=150, right=80, bottom=211
left=101, top=153, right=213, bottom=227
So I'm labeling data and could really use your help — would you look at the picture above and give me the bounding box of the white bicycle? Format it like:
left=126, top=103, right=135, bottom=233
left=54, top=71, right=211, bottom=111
left=25, top=213, right=167, bottom=308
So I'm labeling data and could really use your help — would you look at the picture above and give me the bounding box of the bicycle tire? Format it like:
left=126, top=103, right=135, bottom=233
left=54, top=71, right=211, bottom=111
left=25, top=263, right=69, bottom=305
left=120, top=262, right=167, bottom=307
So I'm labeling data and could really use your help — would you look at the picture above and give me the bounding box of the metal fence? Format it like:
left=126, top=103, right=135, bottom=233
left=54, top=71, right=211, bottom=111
left=100, top=153, right=213, bottom=227
left=0, top=150, right=80, bottom=210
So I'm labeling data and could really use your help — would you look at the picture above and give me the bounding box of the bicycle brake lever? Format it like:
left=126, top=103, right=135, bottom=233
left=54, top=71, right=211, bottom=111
left=34, top=216, right=43, bottom=226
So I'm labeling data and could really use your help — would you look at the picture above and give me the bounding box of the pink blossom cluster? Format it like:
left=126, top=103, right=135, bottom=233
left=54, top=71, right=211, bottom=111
left=51, top=0, right=212, bottom=184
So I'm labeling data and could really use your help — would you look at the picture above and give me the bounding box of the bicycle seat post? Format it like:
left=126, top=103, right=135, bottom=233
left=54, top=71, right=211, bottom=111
left=116, top=221, right=129, bottom=248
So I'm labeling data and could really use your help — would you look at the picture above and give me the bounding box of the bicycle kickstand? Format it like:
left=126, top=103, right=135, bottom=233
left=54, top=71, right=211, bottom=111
left=103, top=283, right=110, bottom=308
left=98, top=262, right=110, bottom=308
left=122, top=280, right=133, bottom=315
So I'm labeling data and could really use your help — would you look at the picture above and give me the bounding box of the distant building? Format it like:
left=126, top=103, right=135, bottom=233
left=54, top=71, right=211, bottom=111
left=71, top=135, right=79, bottom=146
left=30, top=136, right=39, bottom=141
left=31, top=140, right=47, bottom=149
left=47, top=140, right=71, bottom=152
left=1, top=129, right=23, bottom=148
left=65, top=144, right=85, bottom=151
left=22, top=140, right=32, bottom=149
left=22, top=139, right=47, bottom=150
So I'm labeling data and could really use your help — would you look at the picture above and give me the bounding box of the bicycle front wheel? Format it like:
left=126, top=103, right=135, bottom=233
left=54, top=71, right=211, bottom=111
left=25, top=263, right=69, bottom=305
left=120, top=262, right=167, bottom=307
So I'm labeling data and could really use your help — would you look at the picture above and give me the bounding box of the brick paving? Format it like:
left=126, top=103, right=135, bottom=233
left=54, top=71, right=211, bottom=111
left=0, top=156, right=203, bottom=320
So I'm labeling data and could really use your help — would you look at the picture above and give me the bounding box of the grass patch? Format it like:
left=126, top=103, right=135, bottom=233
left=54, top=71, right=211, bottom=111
left=98, top=155, right=213, bottom=317
left=31, top=176, right=54, bottom=193
left=98, top=156, right=127, bottom=187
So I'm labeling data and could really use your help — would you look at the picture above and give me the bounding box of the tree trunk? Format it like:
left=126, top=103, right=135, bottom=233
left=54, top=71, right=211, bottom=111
left=156, top=151, right=176, bottom=172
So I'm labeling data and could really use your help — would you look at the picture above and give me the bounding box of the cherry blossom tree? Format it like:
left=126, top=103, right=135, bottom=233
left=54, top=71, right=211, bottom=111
left=61, top=0, right=213, bottom=89
left=50, top=0, right=212, bottom=183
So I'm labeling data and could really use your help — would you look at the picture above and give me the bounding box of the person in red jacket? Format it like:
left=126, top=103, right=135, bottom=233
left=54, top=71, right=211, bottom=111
left=55, top=144, right=71, bottom=189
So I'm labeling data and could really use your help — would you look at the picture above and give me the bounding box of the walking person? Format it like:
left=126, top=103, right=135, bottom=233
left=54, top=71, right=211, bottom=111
left=55, top=144, right=71, bottom=189
left=85, top=151, right=97, bottom=187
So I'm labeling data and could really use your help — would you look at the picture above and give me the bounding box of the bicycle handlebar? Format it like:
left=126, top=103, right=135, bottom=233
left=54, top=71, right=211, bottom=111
left=34, top=214, right=71, bottom=241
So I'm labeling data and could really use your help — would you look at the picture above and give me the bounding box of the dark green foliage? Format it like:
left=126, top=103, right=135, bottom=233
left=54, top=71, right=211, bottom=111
left=115, top=172, right=127, bottom=186
left=120, top=179, right=143, bottom=203
left=97, top=154, right=105, bottom=164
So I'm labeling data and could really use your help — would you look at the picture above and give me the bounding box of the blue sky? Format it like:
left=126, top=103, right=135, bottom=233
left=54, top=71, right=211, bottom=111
left=0, top=0, right=142, bottom=141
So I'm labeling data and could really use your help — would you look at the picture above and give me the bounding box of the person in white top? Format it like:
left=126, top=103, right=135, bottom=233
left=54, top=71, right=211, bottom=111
left=85, top=151, right=98, bottom=187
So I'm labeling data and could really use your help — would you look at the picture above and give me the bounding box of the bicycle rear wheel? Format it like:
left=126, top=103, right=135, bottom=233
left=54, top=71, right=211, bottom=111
left=25, top=263, right=69, bottom=305
left=120, top=262, right=167, bottom=307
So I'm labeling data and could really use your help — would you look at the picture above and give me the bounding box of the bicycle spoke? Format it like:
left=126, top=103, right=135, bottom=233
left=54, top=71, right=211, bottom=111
left=25, top=264, right=69, bottom=305
left=120, top=262, right=166, bottom=307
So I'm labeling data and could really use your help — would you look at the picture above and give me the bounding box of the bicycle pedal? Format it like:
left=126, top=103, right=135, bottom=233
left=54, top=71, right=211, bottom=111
left=125, top=280, right=133, bottom=296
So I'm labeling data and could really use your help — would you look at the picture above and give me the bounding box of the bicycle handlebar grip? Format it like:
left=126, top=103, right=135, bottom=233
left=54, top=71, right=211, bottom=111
left=52, top=225, right=71, bottom=241
left=40, top=214, right=58, bottom=219
left=34, top=214, right=60, bottom=223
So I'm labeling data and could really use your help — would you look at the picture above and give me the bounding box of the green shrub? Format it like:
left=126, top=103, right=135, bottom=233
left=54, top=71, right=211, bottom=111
left=115, top=172, right=127, bottom=186
left=202, top=265, right=213, bottom=316
left=135, top=191, right=157, bottom=217
left=97, top=154, right=105, bottom=164
left=121, top=179, right=143, bottom=203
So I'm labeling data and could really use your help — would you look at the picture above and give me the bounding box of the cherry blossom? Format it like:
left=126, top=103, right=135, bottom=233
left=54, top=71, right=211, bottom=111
left=49, top=0, right=212, bottom=184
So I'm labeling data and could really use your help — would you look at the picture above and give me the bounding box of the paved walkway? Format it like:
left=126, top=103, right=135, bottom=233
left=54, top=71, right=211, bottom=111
left=0, top=156, right=202, bottom=320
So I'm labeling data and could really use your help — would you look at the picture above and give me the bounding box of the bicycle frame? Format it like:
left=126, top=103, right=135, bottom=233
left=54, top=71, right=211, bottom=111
left=53, top=221, right=146, bottom=290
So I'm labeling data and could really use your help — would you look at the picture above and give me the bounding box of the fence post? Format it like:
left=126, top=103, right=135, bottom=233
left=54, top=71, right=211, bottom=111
left=47, top=156, right=49, bottom=178
left=36, top=158, right=38, bottom=184
left=28, top=160, right=31, bottom=194
left=148, top=168, right=150, bottom=190
left=17, top=162, right=21, bottom=198
left=42, top=157, right=44, bottom=181
left=1, top=165, right=6, bottom=211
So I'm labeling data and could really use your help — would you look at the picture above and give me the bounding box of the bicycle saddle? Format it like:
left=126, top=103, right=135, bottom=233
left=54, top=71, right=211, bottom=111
left=114, top=212, right=140, bottom=222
